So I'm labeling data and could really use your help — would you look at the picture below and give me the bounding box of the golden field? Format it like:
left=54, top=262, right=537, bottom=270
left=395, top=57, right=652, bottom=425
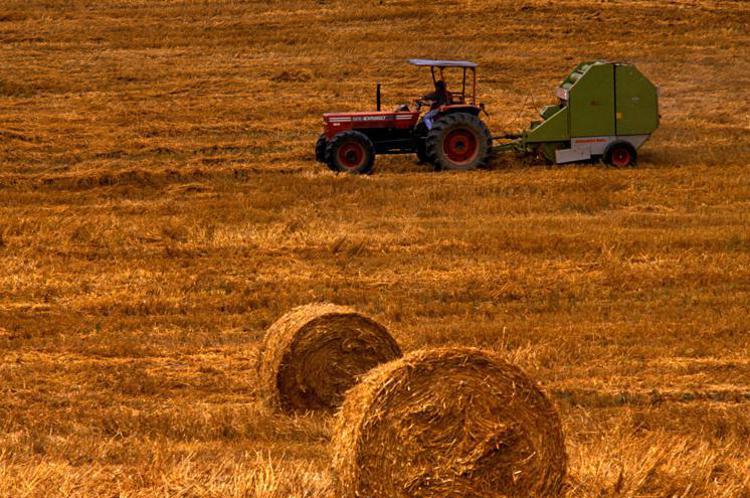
left=1, top=0, right=749, bottom=496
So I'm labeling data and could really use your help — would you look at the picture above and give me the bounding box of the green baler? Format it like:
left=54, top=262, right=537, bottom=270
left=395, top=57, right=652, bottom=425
left=497, top=61, right=659, bottom=167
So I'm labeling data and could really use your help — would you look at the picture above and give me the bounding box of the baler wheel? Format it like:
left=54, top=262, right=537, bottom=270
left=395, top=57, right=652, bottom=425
left=604, top=141, right=637, bottom=167
left=315, top=134, right=327, bottom=164
left=425, top=113, right=492, bottom=171
left=325, top=131, right=375, bottom=175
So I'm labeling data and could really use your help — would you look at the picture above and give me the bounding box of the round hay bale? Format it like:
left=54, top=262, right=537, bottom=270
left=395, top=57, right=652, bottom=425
left=331, top=347, right=567, bottom=498
left=258, top=303, right=402, bottom=414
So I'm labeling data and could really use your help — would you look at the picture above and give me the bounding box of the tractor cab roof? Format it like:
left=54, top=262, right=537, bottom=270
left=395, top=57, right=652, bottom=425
left=408, top=59, right=478, bottom=68
left=408, top=59, right=479, bottom=105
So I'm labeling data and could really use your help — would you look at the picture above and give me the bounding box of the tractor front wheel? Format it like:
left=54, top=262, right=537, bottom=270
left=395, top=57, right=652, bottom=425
left=425, top=113, right=492, bottom=171
left=325, top=131, right=375, bottom=175
left=604, top=141, right=637, bottom=167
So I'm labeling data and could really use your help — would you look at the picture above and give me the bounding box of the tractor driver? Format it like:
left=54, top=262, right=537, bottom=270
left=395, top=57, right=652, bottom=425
left=421, top=79, right=452, bottom=129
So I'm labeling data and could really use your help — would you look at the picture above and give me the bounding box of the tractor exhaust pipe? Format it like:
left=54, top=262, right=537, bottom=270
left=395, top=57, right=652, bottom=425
left=376, top=82, right=381, bottom=111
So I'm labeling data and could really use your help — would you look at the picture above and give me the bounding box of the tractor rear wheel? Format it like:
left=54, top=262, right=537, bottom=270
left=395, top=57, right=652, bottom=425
left=325, top=131, right=375, bottom=175
left=415, top=139, right=429, bottom=164
left=414, top=122, right=429, bottom=164
left=425, top=113, right=492, bottom=171
left=315, top=134, right=327, bottom=163
left=604, top=141, right=637, bottom=167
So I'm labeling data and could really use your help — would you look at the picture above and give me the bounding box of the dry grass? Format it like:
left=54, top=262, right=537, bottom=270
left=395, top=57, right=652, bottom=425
left=1, top=0, right=749, bottom=496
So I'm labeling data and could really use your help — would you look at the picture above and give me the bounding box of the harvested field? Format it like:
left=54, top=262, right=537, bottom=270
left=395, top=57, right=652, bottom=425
left=1, top=0, right=749, bottom=497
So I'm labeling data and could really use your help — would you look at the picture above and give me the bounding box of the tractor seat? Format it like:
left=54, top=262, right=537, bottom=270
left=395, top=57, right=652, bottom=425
left=449, top=92, right=465, bottom=104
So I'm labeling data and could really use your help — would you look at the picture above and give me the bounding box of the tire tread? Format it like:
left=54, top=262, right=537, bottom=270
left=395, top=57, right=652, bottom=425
left=424, top=113, right=492, bottom=171
left=325, top=131, right=376, bottom=174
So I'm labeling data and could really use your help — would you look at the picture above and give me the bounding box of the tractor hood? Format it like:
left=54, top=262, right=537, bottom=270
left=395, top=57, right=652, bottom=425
left=322, top=111, right=419, bottom=139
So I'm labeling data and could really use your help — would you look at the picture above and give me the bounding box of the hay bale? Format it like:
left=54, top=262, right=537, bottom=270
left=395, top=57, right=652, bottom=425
left=258, top=303, right=402, bottom=413
left=331, top=347, right=567, bottom=498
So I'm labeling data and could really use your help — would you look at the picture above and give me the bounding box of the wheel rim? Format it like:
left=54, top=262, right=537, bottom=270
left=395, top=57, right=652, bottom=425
left=443, top=128, right=479, bottom=165
left=611, top=146, right=632, bottom=167
left=337, top=141, right=365, bottom=170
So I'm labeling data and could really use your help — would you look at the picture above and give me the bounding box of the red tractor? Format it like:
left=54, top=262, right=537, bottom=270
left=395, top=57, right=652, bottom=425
left=315, top=59, right=492, bottom=174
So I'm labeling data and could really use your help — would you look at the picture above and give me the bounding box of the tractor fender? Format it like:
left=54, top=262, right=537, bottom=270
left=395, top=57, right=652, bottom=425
left=437, top=104, right=482, bottom=116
